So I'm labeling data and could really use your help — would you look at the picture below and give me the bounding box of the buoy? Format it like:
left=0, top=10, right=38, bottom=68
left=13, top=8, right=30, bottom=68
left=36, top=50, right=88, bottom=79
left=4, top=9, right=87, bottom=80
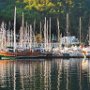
left=82, top=50, right=87, bottom=59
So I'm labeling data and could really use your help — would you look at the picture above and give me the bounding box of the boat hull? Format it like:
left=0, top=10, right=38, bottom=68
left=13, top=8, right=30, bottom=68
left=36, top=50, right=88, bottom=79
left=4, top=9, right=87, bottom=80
left=0, top=50, right=90, bottom=60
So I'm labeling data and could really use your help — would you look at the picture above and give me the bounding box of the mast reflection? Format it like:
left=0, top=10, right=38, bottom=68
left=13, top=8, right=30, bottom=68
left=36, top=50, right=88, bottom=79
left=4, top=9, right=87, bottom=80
left=0, top=59, right=90, bottom=90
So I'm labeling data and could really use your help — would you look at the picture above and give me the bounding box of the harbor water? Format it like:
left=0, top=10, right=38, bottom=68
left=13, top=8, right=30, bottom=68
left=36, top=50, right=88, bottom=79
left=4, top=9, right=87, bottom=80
left=0, top=59, right=90, bottom=90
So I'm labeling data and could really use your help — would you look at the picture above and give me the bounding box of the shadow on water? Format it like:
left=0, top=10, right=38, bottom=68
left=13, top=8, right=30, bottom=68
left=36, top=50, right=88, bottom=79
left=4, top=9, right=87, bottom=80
left=0, top=59, right=90, bottom=90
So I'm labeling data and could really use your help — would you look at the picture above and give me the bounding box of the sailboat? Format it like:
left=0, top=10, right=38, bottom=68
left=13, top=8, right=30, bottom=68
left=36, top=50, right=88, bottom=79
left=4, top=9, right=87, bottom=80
left=60, top=14, right=83, bottom=57
left=80, top=25, right=90, bottom=56
left=0, top=7, right=16, bottom=57
left=0, top=7, right=43, bottom=58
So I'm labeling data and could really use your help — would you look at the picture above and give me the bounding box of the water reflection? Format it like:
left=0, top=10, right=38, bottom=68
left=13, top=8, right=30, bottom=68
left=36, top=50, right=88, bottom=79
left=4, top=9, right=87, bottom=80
left=0, top=59, right=90, bottom=90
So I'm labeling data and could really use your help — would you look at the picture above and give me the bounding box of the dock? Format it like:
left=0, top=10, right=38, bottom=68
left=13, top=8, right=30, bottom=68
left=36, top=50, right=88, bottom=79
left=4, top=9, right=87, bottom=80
left=0, top=54, right=89, bottom=60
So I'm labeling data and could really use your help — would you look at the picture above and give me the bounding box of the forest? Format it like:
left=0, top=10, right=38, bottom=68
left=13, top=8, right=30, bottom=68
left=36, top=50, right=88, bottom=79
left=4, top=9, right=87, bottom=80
left=0, top=0, right=90, bottom=42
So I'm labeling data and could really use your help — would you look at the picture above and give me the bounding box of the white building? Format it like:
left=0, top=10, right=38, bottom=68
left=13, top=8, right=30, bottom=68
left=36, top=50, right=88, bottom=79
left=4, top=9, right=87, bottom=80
left=61, top=36, right=79, bottom=46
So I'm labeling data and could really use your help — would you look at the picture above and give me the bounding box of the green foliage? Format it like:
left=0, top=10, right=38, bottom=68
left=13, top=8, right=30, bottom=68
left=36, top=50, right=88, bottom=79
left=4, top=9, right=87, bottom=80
left=0, top=0, right=89, bottom=22
left=0, top=0, right=90, bottom=42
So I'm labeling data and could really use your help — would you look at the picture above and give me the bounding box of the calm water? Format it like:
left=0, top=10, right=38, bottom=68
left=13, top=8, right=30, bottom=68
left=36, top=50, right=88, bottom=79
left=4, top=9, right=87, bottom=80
left=0, top=59, right=90, bottom=90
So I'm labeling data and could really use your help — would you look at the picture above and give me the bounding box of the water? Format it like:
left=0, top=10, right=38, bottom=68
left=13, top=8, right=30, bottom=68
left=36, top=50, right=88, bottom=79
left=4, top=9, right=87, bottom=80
left=0, top=59, right=90, bottom=90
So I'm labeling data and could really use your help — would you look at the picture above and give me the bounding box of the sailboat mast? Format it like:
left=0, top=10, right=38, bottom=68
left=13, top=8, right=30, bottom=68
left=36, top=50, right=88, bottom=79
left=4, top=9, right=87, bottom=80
left=30, top=25, right=32, bottom=50
left=22, top=12, right=24, bottom=45
left=57, top=18, right=60, bottom=42
left=49, top=17, right=51, bottom=43
left=44, top=17, right=47, bottom=50
left=66, top=13, right=69, bottom=36
left=89, top=26, right=90, bottom=45
left=49, top=17, right=51, bottom=50
left=33, top=19, right=36, bottom=48
left=40, top=21, right=42, bottom=37
left=79, top=17, right=82, bottom=44
left=14, top=6, right=16, bottom=52
left=20, top=12, right=24, bottom=47
left=46, top=20, right=48, bottom=48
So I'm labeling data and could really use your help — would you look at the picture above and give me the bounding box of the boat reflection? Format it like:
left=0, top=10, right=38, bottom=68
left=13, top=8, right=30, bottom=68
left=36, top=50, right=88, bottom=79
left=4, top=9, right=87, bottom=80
left=81, top=59, right=88, bottom=71
left=0, top=59, right=90, bottom=90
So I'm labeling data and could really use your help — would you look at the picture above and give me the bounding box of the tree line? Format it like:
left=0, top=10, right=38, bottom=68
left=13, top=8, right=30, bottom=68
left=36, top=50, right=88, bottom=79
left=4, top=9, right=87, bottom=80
left=0, top=0, right=90, bottom=42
